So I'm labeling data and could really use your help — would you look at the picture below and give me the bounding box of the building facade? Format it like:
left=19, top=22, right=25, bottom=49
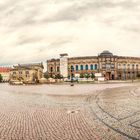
left=0, top=67, right=11, bottom=82
left=10, top=63, right=44, bottom=84
left=47, top=51, right=140, bottom=80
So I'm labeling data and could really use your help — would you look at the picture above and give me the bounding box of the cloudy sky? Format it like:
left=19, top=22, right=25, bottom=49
left=0, top=0, right=140, bottom=66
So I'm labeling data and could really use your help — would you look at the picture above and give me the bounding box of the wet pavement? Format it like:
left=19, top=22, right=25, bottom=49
left=0, top=83, right=139, bottom=140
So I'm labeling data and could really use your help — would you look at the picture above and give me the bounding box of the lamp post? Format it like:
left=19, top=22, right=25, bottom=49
left=70, top=66, right=74, bottom=86
left=132, top=72, right=134, bottom=83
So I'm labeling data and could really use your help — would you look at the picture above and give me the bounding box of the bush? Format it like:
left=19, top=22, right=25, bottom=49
left=91, top=73, right=95, bottom=79
left=55, top=74, right=63, bottom=79
left=85, top=73, right=90, bottom=79
left=0, top=74, right=3, bottom=82
left=80, top=73, right=84, bottom=78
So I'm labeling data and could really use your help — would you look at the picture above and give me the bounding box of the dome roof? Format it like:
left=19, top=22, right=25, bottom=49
left=100, top=50, right=113, bottom=56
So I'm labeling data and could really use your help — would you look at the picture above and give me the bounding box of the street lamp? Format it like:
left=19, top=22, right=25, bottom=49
left=70, top=66, right=74, bottom=86
left=132, top=72, right=134, bottom=83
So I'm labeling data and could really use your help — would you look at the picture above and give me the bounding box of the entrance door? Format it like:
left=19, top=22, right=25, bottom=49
left=106, top=72, right=110, bottom=80
left=112, top=75, right=114, bottom=80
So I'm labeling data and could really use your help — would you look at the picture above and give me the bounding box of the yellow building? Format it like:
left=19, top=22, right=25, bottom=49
left=10, top=63, right=44, bottom=84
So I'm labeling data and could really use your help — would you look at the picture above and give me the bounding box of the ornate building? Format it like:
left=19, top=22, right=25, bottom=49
left=47, top=51, right=140, bottom=80
left=10, top=63, right=44, bottom=84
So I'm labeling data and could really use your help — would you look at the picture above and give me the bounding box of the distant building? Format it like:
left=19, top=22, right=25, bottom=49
left=10, top=63, right=44, bottom=84
left=47, top=51, right=140, bottom=80
left=0, top=67, right=11, bottom=82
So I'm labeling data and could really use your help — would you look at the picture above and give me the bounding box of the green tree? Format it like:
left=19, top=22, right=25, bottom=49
left=91, top=73, right=95, bottom=80
left=44, top=72, right=50, bottom=79
left=55, top=74, right=63, bottom=79
left=85, top=73, right=90, bottom=79
left=80, top=73, right=84, bottom=78
left=0, top=74, right=3, bottom=82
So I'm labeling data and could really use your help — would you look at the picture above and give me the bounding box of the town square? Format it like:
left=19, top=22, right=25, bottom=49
left=0, top=0, right=140, bottom=139
left=0, top=82, right=139, bottom=139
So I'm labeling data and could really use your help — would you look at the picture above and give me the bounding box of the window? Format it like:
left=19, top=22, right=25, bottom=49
left=57, top=66, right=60, bottom=72
left=136, top=64, right=138, bottom=70
left=13, top=72, right=16, bottom=75
left=95, top=64, right=98, bottom=70
left=123, top=64, right=126, bottom=70
left=19, top=71, right=22, bottom=74
left=71, top=65, right=74, bottom=71
left=19, top=71, right=22, bottom=77
left=25, top=71, right=29, bottom=75
left=90, top=64, right=93, bottom=70
left=85, top=65, right=88, bottom=70
left=80, top=65, right=84, bottom=70
left=102, top=64, right=106, bottom=69
left=25, top=71, right=29, bottom=78
left=76, top=65, right=79, bottom=71
left=50, top=67, right=53, bottom=72
left=118, top=64, right=121, bottom=69
left=132, top=64, right=135, bottom=70
left=111, top=64, right=115, bottom=69
left=128, top=64, right=130, bottom=69
left=106, top=64, right=110, bottom=69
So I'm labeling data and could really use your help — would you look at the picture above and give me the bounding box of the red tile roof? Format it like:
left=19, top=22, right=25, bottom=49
left=0, top=67, right=11, bottom=73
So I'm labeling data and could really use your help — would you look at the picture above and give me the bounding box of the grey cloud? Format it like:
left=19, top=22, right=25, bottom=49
left=1, top=0, right=140, bottom=27
left=0, top=0, right=140, bottom=65
left=42, top=0, right=140, bottom=23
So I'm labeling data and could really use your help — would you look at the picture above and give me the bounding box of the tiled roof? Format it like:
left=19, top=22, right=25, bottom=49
left=13, top=62, right=44, bottom=69
left=0, top=67, right=11, bottom=73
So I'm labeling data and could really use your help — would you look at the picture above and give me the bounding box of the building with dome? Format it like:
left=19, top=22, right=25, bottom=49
left=47, top=51, right=140, bottom=80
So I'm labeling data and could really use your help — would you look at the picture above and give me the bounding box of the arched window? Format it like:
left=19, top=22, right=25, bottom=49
left=80, top=65, right=84, bottom=70
left=76, top=65, right=79, bottom=71
left=123, top=64, right=126, bottom=70
left=50, top=67, right=53, bottom=72
left=95, top=64, right=98, bottom=70
left=118, top=64, right=121, bottom=69
left=90, top=64, right=93, bottom=70
left=136, top=64, right=138, bottom=69
left=57, top=66, right=60, bottom=72
left=128, top=64, right=130, bottom=69
left=71, top=65, right=74, bottom=71
left=132, top=64, right=135, bottom=70
left=85, top=65, right=88, bottom=70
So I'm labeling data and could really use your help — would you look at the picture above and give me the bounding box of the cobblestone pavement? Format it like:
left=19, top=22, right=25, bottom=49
left=0, top=83, right=139, bottom=140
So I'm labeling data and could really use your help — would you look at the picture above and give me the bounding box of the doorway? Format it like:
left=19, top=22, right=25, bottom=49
left=105, top=72, right=111, bottom=80
left=112, top=75, right=114, bottom=80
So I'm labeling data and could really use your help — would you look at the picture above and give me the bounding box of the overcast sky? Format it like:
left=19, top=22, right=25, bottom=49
left=1, top=0, right=140, bottom=66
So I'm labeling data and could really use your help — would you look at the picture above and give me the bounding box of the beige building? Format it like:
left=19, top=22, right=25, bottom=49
left=47, top=51, right=140, bottom=80
left=10, top=63, right=44, bottom=84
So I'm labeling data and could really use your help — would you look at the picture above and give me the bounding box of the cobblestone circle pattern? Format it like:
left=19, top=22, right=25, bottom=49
left=0, top=83, right=139, bottom=140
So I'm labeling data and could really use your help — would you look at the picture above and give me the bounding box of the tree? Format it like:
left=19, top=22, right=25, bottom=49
left=85, top=73, right=90, bottom=79
left=55, top=74, right=63, bottom=79
left=80, top=73, right=84, bottom=78
left=0, top=74, right=3, bottom=82
left=91, top=73, right=95, bottom=80
left=44, top=72, right=50, bottom=79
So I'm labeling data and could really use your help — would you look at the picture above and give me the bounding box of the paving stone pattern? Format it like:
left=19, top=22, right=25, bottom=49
left=0, top=83, right=139, bottom=140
